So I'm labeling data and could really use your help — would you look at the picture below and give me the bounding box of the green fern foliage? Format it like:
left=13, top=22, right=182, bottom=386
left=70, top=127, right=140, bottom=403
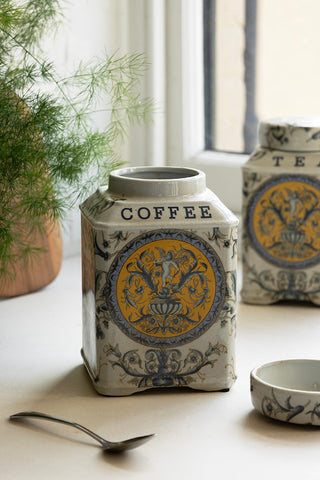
left=0, top=0, right=153, bottom=278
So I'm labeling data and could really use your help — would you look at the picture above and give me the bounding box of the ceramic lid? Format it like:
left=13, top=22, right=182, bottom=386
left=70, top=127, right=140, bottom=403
left=250, top=359, right=320, bottom=425
left=108, top=166, right=206, bottom=197
left=259, top=116, right=320, bottom=152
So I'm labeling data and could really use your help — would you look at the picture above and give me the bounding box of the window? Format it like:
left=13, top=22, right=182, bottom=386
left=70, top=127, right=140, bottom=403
left=112, top=1, right=247, bottom=212
left=51, top=0, right=320, bottom=253
left=164, top=0, right=246, bottom=213
left=204, top=0, right=320, bottom=155
left=204, top=0, right=257, bottom=154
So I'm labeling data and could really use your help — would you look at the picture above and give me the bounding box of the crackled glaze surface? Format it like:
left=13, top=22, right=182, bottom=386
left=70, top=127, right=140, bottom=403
left=106, top=230, right=225, bottom=347
left=251, top=360, right=320, bottom=426
left=80, top=167, right=238, bottom=395
left=242, top=117, right=320, bottom=305
left=247, top=175, right=320, bottom=269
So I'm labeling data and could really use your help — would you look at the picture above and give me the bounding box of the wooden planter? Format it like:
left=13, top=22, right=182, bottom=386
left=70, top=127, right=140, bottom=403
left=0, top=219, right=63, bottom=297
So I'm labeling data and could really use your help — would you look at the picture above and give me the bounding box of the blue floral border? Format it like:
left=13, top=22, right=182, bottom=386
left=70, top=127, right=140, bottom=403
left=247, top=174, right=320, bottom=269
left=105, top=229, right=226, bottom=347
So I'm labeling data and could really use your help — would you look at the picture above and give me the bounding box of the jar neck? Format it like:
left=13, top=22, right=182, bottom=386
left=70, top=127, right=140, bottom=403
left=259, top=116, right=320, bottom=152
left=108, top=167, right=206, bottom=197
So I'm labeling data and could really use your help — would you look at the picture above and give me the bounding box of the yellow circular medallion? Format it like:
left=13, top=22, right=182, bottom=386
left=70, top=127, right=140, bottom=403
left=248, top=176, right=320, bottom=268
left=106, top=230, right=226, bottom=347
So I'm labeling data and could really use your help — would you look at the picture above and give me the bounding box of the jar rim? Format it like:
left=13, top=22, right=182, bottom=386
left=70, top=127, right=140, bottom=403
left=108, top=166, right=206, bottom=197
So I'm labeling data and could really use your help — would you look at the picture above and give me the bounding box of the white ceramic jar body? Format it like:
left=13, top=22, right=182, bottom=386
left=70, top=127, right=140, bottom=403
left=80, top=167, right=238, bottom=395
left=242, top=117, right=320, bottom=305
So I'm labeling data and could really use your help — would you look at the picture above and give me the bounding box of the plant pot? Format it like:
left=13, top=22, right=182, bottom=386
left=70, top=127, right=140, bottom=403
left=0, top=218, right=63, bottom=297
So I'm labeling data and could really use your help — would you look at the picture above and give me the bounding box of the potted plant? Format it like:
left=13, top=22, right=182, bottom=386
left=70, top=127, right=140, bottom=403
left=0, top=0, right=153, bottom=296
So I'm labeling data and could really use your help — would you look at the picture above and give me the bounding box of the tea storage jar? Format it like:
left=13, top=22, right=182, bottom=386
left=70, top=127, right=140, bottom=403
left=242, top=116, right=320, bottom=305
left=80, top=166, right=238, bottom=395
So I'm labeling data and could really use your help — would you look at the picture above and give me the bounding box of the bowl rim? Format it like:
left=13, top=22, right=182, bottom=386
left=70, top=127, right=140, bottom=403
left=250, top=358, right=320, bottom=395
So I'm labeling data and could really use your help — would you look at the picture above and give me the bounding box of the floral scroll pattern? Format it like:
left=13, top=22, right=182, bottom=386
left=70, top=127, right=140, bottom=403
left=207, top=226, right=237, bottom=259
left=85, top=226, right=237, bottom=391
left=105, top=230, right=226, bottom=347
left=264, top=124, right=320, bottom=148
left=244, top=262, right=320, bottom=302
left=247, top=175, right=320, bottom=269
left=100, top=342, right=228, bottom=388
left=261, top=388, right=320, bottom=425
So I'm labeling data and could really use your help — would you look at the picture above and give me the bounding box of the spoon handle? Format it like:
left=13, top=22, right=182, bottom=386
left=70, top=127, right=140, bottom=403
left=10, top=411, right=110, bottom=447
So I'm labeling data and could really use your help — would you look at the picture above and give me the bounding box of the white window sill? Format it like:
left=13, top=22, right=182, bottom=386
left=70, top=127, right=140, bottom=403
left=192, top=150, right=248, bottom=214
left=1, top=254, right=318, bottom=479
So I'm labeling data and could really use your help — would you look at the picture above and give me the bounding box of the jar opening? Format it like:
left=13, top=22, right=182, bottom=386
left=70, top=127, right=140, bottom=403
left=108, top=166, right=206, bottom=197
left=119, top=168, right=199, bottom=180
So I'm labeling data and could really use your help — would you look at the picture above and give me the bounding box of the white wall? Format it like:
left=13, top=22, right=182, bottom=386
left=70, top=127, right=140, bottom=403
left=42, top=0, right=118, bottom=256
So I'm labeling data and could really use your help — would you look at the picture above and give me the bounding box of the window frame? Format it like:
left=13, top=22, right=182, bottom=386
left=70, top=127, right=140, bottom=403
left=114, top=0, right=247, bottom=213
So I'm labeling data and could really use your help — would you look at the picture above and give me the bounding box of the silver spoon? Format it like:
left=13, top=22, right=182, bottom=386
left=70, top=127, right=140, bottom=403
left=10, top=411, right=156, bottom=453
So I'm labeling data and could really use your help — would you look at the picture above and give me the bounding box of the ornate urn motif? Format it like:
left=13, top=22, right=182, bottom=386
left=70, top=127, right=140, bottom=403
left=80, top=166, right=238, bottom=395
left=242, top=116, right=320, bottom=305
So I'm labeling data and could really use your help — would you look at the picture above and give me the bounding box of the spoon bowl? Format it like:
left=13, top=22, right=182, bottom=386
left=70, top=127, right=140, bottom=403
left=10, top=411, right=156, bottom=453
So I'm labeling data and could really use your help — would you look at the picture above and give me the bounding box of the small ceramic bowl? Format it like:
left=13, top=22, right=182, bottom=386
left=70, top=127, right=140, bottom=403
left=250, top=359, right=320, bottom=425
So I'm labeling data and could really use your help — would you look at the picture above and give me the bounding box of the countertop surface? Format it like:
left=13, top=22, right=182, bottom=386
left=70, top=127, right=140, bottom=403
left=1, top=255, right=320, bottom=479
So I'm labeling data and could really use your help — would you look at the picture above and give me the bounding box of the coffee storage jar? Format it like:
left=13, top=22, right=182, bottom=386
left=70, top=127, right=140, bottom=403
left=80, top=166, right=238, bottom=395
left=242, top=116, right=320, bottom=305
